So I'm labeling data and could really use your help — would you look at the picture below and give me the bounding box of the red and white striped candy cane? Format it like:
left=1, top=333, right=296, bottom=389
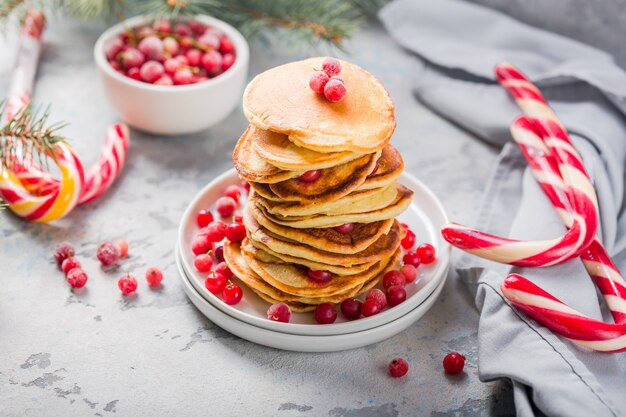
left=502, top=274, right=626, bottom=353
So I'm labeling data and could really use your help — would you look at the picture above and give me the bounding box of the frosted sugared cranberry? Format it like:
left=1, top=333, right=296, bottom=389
left=401, top=264, right=418, bottom=283
left=309, top=72, right=329, bottom=94
left=366, top=288, right=387, bottom=309
left=214, top=246, right=225, bottom=262
left=194, top=253, right=213, bottom=272
left=361, top=299, right=381, bottom=317
left=198, top=33, right=220, bottom=50
left=333, top=223, right=354, bottom=234
left=222, top=281, right=243, bottom=305
left=140, top=61, right=164, bottom=83
left=197, top=209, right=214, bottom=228
left=173, top=23, right=192, bottom=37
left=307, top=269, right=333, bottom=283
left=215, top=261, right=233, bottom=280
left=138, top=36, right=163, bottom=61
left=403, top=251, right=421, bottom=268
left=162, top=37, right=178, bottom=56
left=222, top=53, right=235, bottom=72
left=179, top=36, right=194, bottom=50
left=164, top=58, right=182, bottom=75
left=202, top=221, right=227, bottom=242
left=314, top=303, right=337, bottom=324
left=116, top=240, right=129, bottom=258
left=216, top=196, right=236, bottom=218
left=219, top=37, right=234, bottom=54
left=118, top=274, right=138, bottom=295
left=382, top=270, right=405, bottom=289
left=416, top=243, right=436, bottom=264
left=386, top=285, right=407, bottom=307
left=224, top=185, right=241, bottom=203
left=201, top=50, right=222, bottom=74
left=145, top=267, right=163, bottom=286
left=189, top=21, right=206, bottom=35
left=153, top=20, right=171, bottom=33
left=204, top=26, right=224, bottom=38
left=205, top=272, right=226, bottom=294
left=110, top=60, right=122, bottom=72
left=389, top=358, right=409, bottom=378
left=66, top=268, right=88, bottom=289
left=443, top=352, right=465, bottom=375
left=340, top=298, right=362, bottom=320
left=105, top=37, right=124, bottom=60
left=97, top=241, right=120, bottom=266
left=119, top=48, right=145, bottom=69
left=154, top=75, right=173, bottom=86
left=185, top=48, right=202, bottom=66
left=322, top=57, right=342, bottom=77
left=225, top=223, right=246, bottom=242
left=299, top=170, right=322, bottom=183
left=127, top=67, right=142, bottom=81
left=324, top=77, right=346, bottom=102
left=173, top=68, right=195, bottom=85
left=62, top=257, right=81, bottom=274
left=54, top=242, right=75, bottom=265
left=401, top=230, right=416, bottom=250
left=267, top=303, right=291, bottom=323
left=191, top=235, right=212, bottom=256
left=137, top=26, right=155, bottom=38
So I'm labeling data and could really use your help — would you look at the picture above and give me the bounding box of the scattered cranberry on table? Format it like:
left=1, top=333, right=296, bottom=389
left=54, top=242, right=75, bottom=265
left=118, top=274, right=138, bottom=295
left=145, top=267, right=164, bottom=287
left=388, top=358, right=409, bottom=378
left=314, top=303, right=337, bottom=324
left=66, top=268, right=88, bottom=289
left=97, top=241, right=121, bottom=266
left=267, top=303, right=291, bottom=323
left=443, top=352, right=466, bottom=375
left=61, top=257, right=81, bottom=274
left=116, top=240, right=129, bottom=258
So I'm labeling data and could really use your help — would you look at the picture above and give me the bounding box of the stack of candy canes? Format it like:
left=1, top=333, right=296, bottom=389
left=0, top=10, right=130, bottom=222
left=441, top=62, right=626, bottom=353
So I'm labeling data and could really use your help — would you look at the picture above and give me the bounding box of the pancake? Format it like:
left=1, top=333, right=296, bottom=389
left=244, top=205, right=403, bottom=266
left=243, top=57, right=396, bottom=153
left=254, top=184, right=414, bottom=229
left=251, top=126, right=363, bottom=171
left=249, top=200, right=395, bottom=254
left=256, top=183, right=397, bottom=218
left=233, top=126, right=304, bottom=184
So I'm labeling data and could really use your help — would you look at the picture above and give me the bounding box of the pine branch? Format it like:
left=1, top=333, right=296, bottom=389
left=0, top=0, right=25, bottom=18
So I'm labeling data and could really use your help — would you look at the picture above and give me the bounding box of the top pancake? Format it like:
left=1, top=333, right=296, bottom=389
left=243, top=57, right=396, bottom=153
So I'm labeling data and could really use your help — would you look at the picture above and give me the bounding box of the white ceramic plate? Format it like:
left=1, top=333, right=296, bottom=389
left=177, top=169, right=450, bottom=336
left=176, top=247, right=447, bottom=352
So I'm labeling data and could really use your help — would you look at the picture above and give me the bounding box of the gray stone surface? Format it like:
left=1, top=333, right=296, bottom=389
left=0, top=18, right=514, bottom=417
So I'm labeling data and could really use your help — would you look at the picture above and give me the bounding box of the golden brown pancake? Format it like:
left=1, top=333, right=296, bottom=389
left=251, top=126, right=363, bottom=171
left=233, top=126, right=304, bottom=184
left=243, top=58, right=396, bottom=153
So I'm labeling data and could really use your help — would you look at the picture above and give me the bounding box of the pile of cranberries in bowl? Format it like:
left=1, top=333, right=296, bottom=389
left=104, top=19, right=237, bottom=86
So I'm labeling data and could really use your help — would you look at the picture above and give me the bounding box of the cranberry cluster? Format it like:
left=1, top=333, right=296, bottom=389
left=309, top=57, right=346, bottom=102
left=105, top=20, right=236, bottom=86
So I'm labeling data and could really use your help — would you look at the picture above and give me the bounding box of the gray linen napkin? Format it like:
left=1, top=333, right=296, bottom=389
left=380, top=1, right=626, bottom=416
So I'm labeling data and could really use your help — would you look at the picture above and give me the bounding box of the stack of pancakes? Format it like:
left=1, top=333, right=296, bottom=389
left=225, top=58, right=414, bottom=312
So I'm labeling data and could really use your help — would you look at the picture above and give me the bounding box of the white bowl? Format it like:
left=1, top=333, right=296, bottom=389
left=94, top=15, right=249, bottom=135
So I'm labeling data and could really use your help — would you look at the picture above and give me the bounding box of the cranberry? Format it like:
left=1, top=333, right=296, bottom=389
left=234, top=214, right=243, bottom=223
left=222, top=53, right=235, bottom=71
left=382, top=270, right=405, bottom=289
left=97, top=241, right=120, bottom=266
left=126, top=67, right=142, bottom=81
left=241, top=179, right=251, bottom=194
left=388, top=358, right=409, bottom=378
left=340, top=298, right=362, bottom=320
left=185, top=48, right=202, bottom=66
left=119, top=48, right=145, bottom=69
left=140, top=61, right=164, bottom=83
left=116, top=240, right=129, bottom=257
left=191, top=235, right=212, bottom=256
left=145, top=267, right=163, bottom=286
left=189, top=21, right=206, bottom=34
left=215, top=261, right=233, bottom=279
left=324, top=77, right=346, bottom=102
left=164, top=57, right=182, bottom=75
left=371, top=162, right=379, bottom=175
left=219, top=37, right=234, bottom=54
left=443, top=352, right=465, bottom=375
left=314, top=303, right=337, bottom=324
left=66, top=268, right=88, bottom=289
left=54, top=242, right=75, bottom=265
left=162, top=37, right=179, bottom=56
left=205, top=272, right=227, bottom=294
left=386, top=285, right=407, bottom=307
left=153, top=20, right=171, bottom=33
left=200, top=50, right=222, bottom=74
left=204, top=26, right=224, bottom=38
left=202, top=221, right=227, bottom=242
left=105, top=37, right=124, bottom=60
left=333, top=223, right=354, bottom=234
left=307, top=269, right=333, bottom=283
left=197, top=209, right=214, bottom=228
left=401, top=223, right=409, bottom=229
left=137, top=26, right=154, bottom=38
left=198, top=33, right=220, bottom=50
left=216, top=196, right=236, bottom=218
left=154, top=75, right=173, bottom=86
left=267, top=303, right=291, bottom=323
left=138, top=36, right=163, bottom=61
left=402, top=251, right=421, bottom=268
left=416, top=243, right=436, bottom=264
left=61, top=257, right=81, bottom=274
left=322, top=57, right=342, bottom=77
left=177, top=55, right=189, bottom=66
left=214, top=246, right=225, bottom=262
left=194, top=253, right=213, bottom=272
left=224, top=185, right=241, bottom=203
left=222, top=281, right=243, bottom=305
left=179, top=36, right=194, bottom=50
left=361, top=299, right=381, bottom=317
left=173, top=68, right=195, bottom=85
left=401, top=230, right=416, bottom=250
left=299, top=170, right=322, bottom=183
left=365, top=288, right=387, bottom=309
left=400, top=264, right=418, bottom=283
left=110, top=60, right=122, bottom=72
left=118, top=274, right=138, bottom=295
left=173, top=23, right=192, bottom=37
left=309, top=72, right=329, bottom=94
left=225, top=223, right=246, bottom=242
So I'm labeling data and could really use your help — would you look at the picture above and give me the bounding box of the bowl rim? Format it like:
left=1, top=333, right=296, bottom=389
left=93, top=14, right=250, bottom=93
